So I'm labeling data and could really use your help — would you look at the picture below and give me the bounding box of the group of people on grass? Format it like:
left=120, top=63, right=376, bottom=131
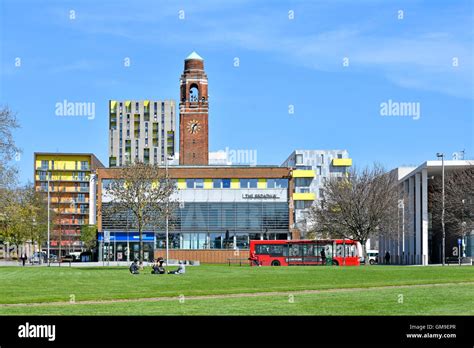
left=129, top=257, right=186, bottom=275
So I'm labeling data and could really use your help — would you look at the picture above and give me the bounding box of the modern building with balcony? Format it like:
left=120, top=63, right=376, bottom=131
left=108, top=99, right=176, bottom=167
left=34, top=153, right=104, bottom=255
left=282, top=150, right=352, bottom=238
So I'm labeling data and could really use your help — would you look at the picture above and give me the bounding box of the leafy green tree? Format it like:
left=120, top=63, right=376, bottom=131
left=80, top=224, right=97, bottom=251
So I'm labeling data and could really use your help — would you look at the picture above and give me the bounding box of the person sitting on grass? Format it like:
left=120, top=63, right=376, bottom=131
left=129, top=259, right=140, bottom=275
left=151, top=258, right=166, bottom=274
left=168, top=261, right=186, bottom=275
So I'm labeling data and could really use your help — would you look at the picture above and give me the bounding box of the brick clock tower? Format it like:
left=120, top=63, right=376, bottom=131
left=179, top=51, right=209, bottom=165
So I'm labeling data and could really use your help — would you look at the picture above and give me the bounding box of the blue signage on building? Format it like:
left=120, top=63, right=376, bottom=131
left=98, top=232, right=155, bottom=242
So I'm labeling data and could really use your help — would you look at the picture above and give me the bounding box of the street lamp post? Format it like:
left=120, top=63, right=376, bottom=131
left=47, top=175, right=51, bottom=265
left=461, top=199, right=466, bottom=260
left=165, top=155, right=174, bottom=265
left=437, top=153, right=445, bottom=266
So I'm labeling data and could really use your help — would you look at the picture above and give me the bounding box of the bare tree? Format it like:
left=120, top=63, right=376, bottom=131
left=309, top=164, right=398, bottom=260
left=0, top=106, right=20, bottom=195
left=104, top=162, right=176, bottom=262
left=0, top=106, right=20, bottom=163
left=430, top=166, right=474, bottom=242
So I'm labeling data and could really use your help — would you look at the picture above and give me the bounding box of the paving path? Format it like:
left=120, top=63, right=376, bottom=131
left=1, top=281, right=473, bottom=308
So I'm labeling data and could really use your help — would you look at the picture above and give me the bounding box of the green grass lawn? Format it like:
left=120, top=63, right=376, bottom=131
left=0, top=265, right=473, bottom=315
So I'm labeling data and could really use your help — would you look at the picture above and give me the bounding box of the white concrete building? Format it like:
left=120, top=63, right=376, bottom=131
left=379, top=160, right=474, bottom=265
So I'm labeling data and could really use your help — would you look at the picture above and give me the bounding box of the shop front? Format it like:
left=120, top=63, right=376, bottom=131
left=98, top=232, right=155, bottom=262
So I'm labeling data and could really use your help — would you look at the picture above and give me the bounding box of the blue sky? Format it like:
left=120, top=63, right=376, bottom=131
left=1, top=0, right=473, bottom=184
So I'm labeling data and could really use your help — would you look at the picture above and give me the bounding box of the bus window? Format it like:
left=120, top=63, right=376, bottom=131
left=289, top=244, right=300, bottom=257
left=256, top=245, right=270, bottom=255
left=349, top=244, right=357, bottom=257
left=255, top=244, right=286, bottom=256
left=320, top=244, right=331, bottom=258
left=336, top=245, right=344, bottom=257
left=303, top=244, right=314, bottom=256
left=268, top=245, right=284, bottom=256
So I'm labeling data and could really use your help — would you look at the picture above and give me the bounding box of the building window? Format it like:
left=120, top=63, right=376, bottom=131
left=295, top=154, right=303, bottom=165
left=295, top=178, right=312, bottom=187
left=81, top=161, right=89, bottom=170
left=222, top=179, right=231, bottom=188
left=40, top=160, right=48, bottom=170
left=317, top=166, right=322, bottom=175
left=295, top=201, right=312, bottom=209
left=213, top=179, right=222, bottom=188
left=240, top=179, right=250, bottom=188
left=267, top=179, right=288, bottom=189
left=241, top=179, right=258, bottom=188
left=320, top=154, right=324, bottom=164
left=195, top=179, right=204, bottom=189
left=337, top=153, right=343, bottom=159
left=186, top=179, right=195, bottom=189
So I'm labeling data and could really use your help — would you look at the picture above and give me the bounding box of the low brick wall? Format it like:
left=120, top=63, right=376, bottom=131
left=154, top=249, right=250, bottom=264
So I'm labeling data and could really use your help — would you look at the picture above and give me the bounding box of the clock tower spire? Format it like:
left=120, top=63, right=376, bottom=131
left=179, top=51, right=209, bottom=165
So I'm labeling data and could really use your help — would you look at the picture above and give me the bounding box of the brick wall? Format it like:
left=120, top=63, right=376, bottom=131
left=154, top=249, right=250, bottom=264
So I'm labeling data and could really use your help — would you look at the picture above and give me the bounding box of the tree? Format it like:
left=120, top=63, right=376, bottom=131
left=1, top=188, right=29, bottom=258
left=0, top=185, right=51, bottom=260
left=430, top=166, right=474, bottom=245
left=0, top=106, right=20, bottom=190
left=105, top=162, right=176, bottom=262
left=80, top=224, right=97, bottom=251
left=0, top=105, right=20, bottom=163
left=309, top=164, right=398, bottom=261
left=23, top=184, right=50, bottom=258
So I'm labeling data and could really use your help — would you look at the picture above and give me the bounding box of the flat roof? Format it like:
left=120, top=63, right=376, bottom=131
left=399, top=160, right=474, bottom=181
left=34, top=152, right=105, bottom=168
left=35, top=152, right=98, bottom=156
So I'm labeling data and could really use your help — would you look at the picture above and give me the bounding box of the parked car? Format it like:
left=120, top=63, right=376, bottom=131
left=360, top=250, right=379, bottom=265
left=66, top=252, right=81, bottom=262
left=30, top=252, right=47, bottom=264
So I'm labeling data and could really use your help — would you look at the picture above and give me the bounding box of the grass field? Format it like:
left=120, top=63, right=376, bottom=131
left=0, top=265, right=473, bottom=315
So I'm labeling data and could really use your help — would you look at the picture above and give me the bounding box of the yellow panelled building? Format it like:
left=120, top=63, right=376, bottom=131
left=34, top=153, right=104, bottom=256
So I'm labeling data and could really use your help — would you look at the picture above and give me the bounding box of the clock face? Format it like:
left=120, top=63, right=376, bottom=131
left=186, top=119, right=201, bottom=134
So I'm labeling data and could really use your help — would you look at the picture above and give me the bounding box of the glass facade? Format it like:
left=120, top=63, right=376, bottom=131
left=102, top=202, right=288, bottom=234
left=101, top=201, right=289, bottom=250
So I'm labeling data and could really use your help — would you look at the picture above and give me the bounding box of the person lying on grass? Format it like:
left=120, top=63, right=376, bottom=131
left=168, top=261, right=186, bottom=275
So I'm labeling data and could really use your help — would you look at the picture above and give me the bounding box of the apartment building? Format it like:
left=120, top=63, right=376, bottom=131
left=108, top=100, right=176, bottom=167
left=34, top=153, right=104, bottom=255
left=282, top=150, right=352, bottom=237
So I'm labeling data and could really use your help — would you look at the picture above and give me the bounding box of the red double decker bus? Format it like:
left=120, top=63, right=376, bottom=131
left=249, top=239, right=360, bottom=266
